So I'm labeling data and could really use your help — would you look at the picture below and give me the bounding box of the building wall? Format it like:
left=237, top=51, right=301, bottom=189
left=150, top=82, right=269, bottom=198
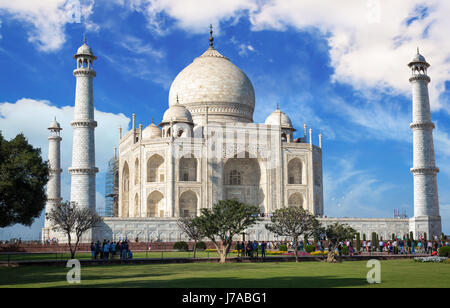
left=117, top=122, right=323, bottom=218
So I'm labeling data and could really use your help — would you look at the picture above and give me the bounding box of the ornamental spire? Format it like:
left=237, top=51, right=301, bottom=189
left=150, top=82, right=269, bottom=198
left=209, top=24, right=214, bottom=48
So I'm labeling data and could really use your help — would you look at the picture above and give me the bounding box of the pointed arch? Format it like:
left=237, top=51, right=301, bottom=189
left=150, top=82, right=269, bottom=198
left=179, top=154, right=197, bottom=181
left=147, top=154, right=165, bottom=182
left=122, top=162, right=130, bottom=218
left=134, top=193, right=140, bottom=217
left=288, top=158, right=303, bottom=184
left=147, top=191, right=164, bottom=217
left=134, top=157, right=139, bottom=185
left=179, top=190, right=197, bottom=217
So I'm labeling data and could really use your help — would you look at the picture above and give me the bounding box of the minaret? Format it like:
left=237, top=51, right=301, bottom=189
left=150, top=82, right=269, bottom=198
left=69, top=38, right=98, bottom=214
left=43, top=118, right=63, bottom=240
left=408, top=48, right=442, bottom=239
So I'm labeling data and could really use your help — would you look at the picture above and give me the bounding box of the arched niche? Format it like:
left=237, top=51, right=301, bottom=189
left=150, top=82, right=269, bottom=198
left=288, top=158, right=303, bottom=184
left=179, top=154, right=197, bottom=181
left=147, top=191, right=164, bottom=217
left=147, top=154, right=165, bottom=182
left=122, top=162, right=130, bottom=218
left=179, top=190, right=197, bottom=217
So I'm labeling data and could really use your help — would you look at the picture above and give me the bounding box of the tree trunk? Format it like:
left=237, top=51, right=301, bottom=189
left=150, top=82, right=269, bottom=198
left=67, top=233, right=75, bottom=259
left=193, top=240, right=197, bottom=259
left=293, top=239, right=299, bottom=262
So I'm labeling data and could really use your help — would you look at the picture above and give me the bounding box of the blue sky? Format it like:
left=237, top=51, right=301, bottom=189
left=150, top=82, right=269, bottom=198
left=0, top=0, right=449, bottom=239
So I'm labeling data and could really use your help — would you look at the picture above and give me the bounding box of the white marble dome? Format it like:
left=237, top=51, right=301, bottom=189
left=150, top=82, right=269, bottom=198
left=160, top=104, right=193, bottom=125
left=265, top=109, right=294, bottom=129
left=142, top=123, right=161, bottom=139
left=48, top=117, right=62, bottom=130
left=74, top=42, right=96, bottom=59
left=168, top=46, right=255, bottom=124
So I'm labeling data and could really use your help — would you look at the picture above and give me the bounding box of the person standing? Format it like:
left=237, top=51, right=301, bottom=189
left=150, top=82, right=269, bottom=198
left=261, top=241, right=267, bottom=259
left=411, top=239, right=415, bottom=254
left=253, top=241, right=259, bottom=258
left=90, top=242, right=96, bottom=260
left=103, top=241, right=110, bottom=260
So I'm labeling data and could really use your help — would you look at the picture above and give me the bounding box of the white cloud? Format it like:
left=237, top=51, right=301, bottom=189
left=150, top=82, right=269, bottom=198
left=0, top=0, right=97, bottom=52
left=120, top=1, right=450, bottom=112
left=249, top=0, right=450, bottom=112
left=120, top=0, right=257, bottom=34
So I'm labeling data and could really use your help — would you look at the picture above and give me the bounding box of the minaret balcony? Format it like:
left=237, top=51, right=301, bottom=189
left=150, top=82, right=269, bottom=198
left=409, top=121, right=435, bottom=130
left=410, top=167, right=439, bottom=174
left=70, top=120, right=97, bottom=128
left=73, top=68, right=96, bottom=77
left=409, top=75, right=430, bottom=83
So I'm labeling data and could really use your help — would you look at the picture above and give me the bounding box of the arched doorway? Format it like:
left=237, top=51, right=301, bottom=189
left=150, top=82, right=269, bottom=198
left=147, top=191, right=164, bottom=217
left=223, top=153, right=262, bottom=206
left=122, top=162, right=130, bottom=217
left=179, top=190, right=197, bottom=217
left=288, top=158, right=302, bottom=184
left=179, top=155, right=197, bottom=181
left=147, top=154, right=165, bottom=182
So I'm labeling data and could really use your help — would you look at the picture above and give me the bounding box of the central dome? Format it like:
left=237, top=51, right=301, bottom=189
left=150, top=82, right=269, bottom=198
left=168, top=46, right=255, bottom=124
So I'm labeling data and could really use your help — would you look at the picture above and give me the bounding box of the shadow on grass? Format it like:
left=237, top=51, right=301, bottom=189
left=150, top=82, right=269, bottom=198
left=67, top=276, right=368, bottom=288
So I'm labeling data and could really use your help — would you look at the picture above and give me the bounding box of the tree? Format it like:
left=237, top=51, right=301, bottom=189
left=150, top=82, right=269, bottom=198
left=324, top=222, right=357, bottom=263
left=265, top=206, right=320, bottom=262
left=46, top=201, right=103, bottom=258
left=0, top=132, right=49, bottom=228
left=177, top=217, right=204, bottom=258
left=192, top=199, right=260, bottom=264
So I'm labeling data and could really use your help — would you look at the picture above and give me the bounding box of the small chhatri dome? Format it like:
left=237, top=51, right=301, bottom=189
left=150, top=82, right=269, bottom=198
left=409, top=47, right=428, bottom=66
left=48, top=117, right=62, bottom=130
left=265, top=109, right=295, bottom=130
left=142, top=123, right=162, bottom=139
left=160, top=105, right=193, bottom=126
left=74, top=36, right=96, bottom=59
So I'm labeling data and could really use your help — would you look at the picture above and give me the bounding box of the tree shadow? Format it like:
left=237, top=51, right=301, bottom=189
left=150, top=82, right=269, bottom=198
left=71, top=275, right=368, bottom=288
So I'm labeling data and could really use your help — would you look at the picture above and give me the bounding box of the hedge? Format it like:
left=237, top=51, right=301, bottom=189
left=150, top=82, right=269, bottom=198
left=173, top=241, right=188, bottom=251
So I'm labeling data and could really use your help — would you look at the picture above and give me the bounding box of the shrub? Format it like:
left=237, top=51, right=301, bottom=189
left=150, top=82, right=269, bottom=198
left=438, top=246, right=450, bottom=257
left=173, top=241, right=188, bottom=251
left=356, top=233, right=361, bottom=251
left=305, top=244, right=316, bottom=253
left=279, top=244, right=288, bottom=252
left=195, top=241, right=206, bottom=250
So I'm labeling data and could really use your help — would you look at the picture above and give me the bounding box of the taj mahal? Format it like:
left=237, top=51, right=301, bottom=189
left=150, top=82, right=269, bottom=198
left=42, top=28, right=442, bottom=243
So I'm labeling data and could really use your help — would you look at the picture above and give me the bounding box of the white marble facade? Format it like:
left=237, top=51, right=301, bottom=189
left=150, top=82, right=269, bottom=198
left=43, top=36, right=442, bottom=243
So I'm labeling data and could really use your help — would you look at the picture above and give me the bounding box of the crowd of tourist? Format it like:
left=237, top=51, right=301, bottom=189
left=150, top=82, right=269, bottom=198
left=235, top=241, right=268, bottom=258
left=90, top=240, right=133, bottom=260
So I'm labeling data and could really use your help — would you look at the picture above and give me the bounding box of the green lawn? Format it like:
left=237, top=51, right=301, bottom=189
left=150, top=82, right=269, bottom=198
left=0, top=251, right=228, bottom=261
left=0, top=259, right=449, bottom=288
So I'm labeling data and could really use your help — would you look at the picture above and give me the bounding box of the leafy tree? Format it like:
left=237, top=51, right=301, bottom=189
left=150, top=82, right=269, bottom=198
left=177, top=217, right=205, bottom=258
left=192, top=199, right=260, bottom=263
left=0, top=132, right=49, bottom=228
left=265, top=206, right=320, bottom=262
left=46, top=201, right=102, bottom=258
left=324, top=222, right=357, bottom=263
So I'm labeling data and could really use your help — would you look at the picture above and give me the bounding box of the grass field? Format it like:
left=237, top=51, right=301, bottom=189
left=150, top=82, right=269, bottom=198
left=0, top=251, right=228, bottom=261
left=0, top=259, right=449, bottom=288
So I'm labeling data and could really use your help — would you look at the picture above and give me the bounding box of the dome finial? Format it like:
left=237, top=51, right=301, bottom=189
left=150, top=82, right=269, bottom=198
left=417, top=46, right=419, bottom=54
left=276, top=103, right=279, bottom=110
left=176, top=93, right=179, bottom=104
left=209, top=24, right=214, bottom=48
left=84, top=34, right=87, bottom=45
